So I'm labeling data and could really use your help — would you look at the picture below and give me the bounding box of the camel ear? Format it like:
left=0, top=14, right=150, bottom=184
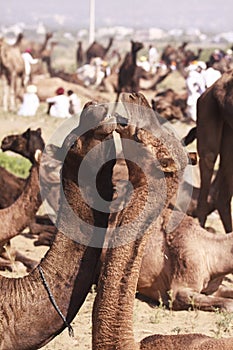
left=36, top=128, right=42, bottom=136
left=23, top=128, right=31, bottom=139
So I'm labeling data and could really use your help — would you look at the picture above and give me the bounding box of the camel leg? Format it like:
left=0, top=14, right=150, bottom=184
left=9, top=72, right=16, bottom=111
left=216, top=184, right=232, bottom=233
left=214, top=285, right=233, bottom=299
left=196, top=92, right=224, bottom=228
left=174, top=288, right=233, bottom=312
left=140, top=333, right=233, bottom=350
left=215, top=126, right=233, bottom=233
left=2, top=75, right=9, bottom=112
left=197, top=153, right=220, bottom=227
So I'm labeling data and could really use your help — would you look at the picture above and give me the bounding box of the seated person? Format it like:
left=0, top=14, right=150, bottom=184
left=46, top=87, right=71, bottom=118
left=18, top=85, right=40, bottom=117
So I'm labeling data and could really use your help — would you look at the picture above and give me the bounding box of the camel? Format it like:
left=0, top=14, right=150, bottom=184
left=0, top=37, right=25, bottom=111
left=1, top=128, right=60, bottom=213
left=161, top=42, right=203, bottom=78
left=0, top=149, right=41, bottom=271
left=86, top=37, right=114, bottom=63
left=138, top=208, right=233, bottom=312
left=115, top=40, right=144, bottom=102
left=40, top=41, right=58, bottom=75
left=18, top=32, right=53, bottom=58
left=101, top=64, right=171, bottom=94
left=92, top=92, right=233, bottom=350
left=151, top=88, right=187, bottom=121
left=0, top=166, right=25, bottom=209
left=196, top=70, right=233, bottom=233
left=0, top=128, right=59, bottom=260
left=76, top=41, right=84, bottom=67
left=0, top=101, right=117, bottom=349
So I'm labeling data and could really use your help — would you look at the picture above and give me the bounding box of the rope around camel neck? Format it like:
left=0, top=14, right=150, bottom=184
left=38, top=265, right=74, bottom=337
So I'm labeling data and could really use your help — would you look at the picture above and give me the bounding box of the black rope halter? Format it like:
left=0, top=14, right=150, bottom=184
left=38, top=265, right=74, bottom=337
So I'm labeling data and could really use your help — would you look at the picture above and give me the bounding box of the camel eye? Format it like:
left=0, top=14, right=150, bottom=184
left=159, top=157, right=177, bottom=172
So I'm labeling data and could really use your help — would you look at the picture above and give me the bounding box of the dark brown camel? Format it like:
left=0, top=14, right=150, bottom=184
left=92, top=92, right=233, bottom=349
left=115, top=40, right=144, bottom=102
left=86, top=37, right=113, bottom=63
left=161, top=42, right=203, bottom=78
left=151, top=88, right=187, bottom=121
left=0, top=166, right=25, bottom=209
left=0, top=101, right=117, bottom=349
left=196, top=70, right=233, bottom=233
left=76, top=41, right=84, bottom=67
left=1, top=128, right=60, bottom=213
left=0, top=128, right=58, bottom=252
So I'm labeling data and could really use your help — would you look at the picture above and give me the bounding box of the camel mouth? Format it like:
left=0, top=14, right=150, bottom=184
left=1, top=137, right=13, bottom=151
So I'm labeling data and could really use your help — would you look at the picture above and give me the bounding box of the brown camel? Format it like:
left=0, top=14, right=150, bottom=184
left=86, top=37, right=114, bottom=63
left=0, top=37, right=25, bottom=111
left=40, top=41, right=58, bottom=75
left=0, top=149, right=41, bottom=271
left=76, top=41, right=84, bottom=67
left=196, top=70, right=233, bottom=233
left=0, top=128, right=59, bottom=249
left=138, top=208, right=233, bottom=312
left=0, top=101, right=117, bottom=349
left=0, top=166, right=25, bottom=209
left=18, top=32, right=53, bottom=58
left=1, top=128, right=60, bottom=213
left=161, top=42, right=203, bottom=78
left=115, top=40, right=144, bottom=102
left=151, top=88, right=187, bottom=121
left=92, top=92, right=233, bottom=350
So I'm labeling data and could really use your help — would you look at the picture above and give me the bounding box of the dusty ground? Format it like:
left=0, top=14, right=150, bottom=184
left=1, top=85, right=233, bottom=349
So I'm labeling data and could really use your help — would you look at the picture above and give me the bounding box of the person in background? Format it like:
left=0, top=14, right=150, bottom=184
left=21, top=49, right=39, bottom=86
left=148, top=44, right=158, bottom=72
left=67, top=90, right=81, bottom=116
left=18, top=84, right=40, bottom=117
left=185, top=61, right=206, bottom=122
left=202, top=61, right=222, bottom=88
left=46, top=87, right=71, bottom=118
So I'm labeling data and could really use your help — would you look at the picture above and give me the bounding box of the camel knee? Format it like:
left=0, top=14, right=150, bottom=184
left=200, top=152, right=218, bottom=171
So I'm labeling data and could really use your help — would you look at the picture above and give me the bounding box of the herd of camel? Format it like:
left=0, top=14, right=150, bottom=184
left=0, top=32, right=233, bottom=349
left=2, top=31, right=233, bottom=115
left=0, top=88, right=232, bottom=349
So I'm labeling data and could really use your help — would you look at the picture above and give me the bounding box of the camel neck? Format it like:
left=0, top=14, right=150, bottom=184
left=0, top=163, right=41, bottom=244
left=0, top=229, right=102, bottom=350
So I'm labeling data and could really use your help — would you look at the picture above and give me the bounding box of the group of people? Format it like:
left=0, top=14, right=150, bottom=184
left=185, top=60, right=222, bottom=122
left=18, top=85, right=81, bottom=118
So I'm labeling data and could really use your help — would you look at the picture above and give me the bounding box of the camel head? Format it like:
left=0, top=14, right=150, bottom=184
left=46, top=32, right=53, bottom=40
left=60, top=101, right=117, bottom=184
left=1, top=128, right=45, bottom=164
left=131, top=40, right=144, bottom=53
left=115, top=92, right=188, bottom=206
